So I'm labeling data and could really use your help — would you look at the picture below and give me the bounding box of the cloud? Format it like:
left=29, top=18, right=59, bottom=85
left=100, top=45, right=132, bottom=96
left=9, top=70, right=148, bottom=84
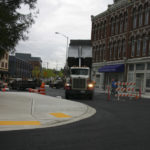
left=16, top=0, right=113, bottom=69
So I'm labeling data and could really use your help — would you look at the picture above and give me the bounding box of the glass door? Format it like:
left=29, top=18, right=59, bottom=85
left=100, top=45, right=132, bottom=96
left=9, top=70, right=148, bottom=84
left=136, top=73, right=144, bottom=92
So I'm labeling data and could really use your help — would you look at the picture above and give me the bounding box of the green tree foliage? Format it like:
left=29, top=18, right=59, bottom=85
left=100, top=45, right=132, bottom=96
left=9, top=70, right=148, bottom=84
left=0, top=0, right=37, bottom=58
left=32, top=66, right=40, bottom=79
left=41, top=68, right=64, bottom=79
left=41, top=68, right=55, bottom=78
left=58, top=70, right=63, bottom=78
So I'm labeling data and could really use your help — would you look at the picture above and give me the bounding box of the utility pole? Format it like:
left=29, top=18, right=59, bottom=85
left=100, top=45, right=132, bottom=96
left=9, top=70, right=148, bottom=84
left=47, top=62, right=49, bottom=69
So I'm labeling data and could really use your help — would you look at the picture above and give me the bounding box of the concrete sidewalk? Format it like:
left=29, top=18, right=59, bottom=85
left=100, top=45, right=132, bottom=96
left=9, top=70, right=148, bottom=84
left=0, top=92, right=96, bottom=131
left=94, top=88, right=150, bottom=99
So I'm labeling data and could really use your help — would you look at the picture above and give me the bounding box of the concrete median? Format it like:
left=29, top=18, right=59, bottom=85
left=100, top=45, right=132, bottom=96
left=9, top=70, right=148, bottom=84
left=0, top=92, right=96, bottom=131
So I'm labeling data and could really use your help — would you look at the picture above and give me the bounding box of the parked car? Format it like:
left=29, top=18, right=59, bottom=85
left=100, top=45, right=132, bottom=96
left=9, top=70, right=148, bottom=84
left=10, top=79, right=41, bottom=90
left=49, top=79, right=64, bottom=89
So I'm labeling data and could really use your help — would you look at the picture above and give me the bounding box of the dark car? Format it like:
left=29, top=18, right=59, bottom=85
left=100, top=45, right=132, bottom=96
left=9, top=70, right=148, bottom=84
left=50, top=79, right=64, bottom=89
left=10, top=79, right=41, bottom=90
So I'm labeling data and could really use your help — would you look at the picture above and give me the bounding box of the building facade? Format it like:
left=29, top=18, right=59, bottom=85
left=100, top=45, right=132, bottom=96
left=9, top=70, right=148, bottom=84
left=9, top=56, right=32, bottom=78
left=91, top=0, right=150, bottom=93
left=0, top=52, right=9, bottom=80
left=15, top=53, right=42, bottom=71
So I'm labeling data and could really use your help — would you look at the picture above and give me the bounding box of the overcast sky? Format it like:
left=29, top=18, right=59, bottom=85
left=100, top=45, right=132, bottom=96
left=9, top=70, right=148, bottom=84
left=16, top=0, right=113, bottom=70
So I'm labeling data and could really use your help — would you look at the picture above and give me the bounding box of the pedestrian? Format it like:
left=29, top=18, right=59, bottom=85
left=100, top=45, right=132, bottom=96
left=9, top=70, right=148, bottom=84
left=111, top=78, right=117, bottom=95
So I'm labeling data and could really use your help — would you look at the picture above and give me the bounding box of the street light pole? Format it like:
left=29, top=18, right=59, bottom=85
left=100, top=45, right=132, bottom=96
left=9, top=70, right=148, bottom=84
left=55, top=32, right=69, bottom=65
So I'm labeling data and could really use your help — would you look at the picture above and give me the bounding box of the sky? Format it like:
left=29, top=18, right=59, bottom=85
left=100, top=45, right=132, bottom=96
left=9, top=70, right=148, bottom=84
left=16, top=0, right=113, bottom=70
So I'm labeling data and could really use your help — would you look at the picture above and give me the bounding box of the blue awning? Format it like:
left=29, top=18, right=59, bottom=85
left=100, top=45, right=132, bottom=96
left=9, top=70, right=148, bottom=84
left=98, top=64, right=124, bottom=72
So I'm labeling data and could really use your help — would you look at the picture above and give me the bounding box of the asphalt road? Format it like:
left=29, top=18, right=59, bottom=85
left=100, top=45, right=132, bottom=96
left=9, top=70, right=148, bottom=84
left=0, top=87, right=150, bottom=150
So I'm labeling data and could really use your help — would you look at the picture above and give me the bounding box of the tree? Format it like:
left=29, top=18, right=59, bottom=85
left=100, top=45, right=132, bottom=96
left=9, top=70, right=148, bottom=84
left=41, top=68, right=56, bottom=79
left=32, top=66, right=40, bottom=79
left=0, top=0, right=38, bottom=58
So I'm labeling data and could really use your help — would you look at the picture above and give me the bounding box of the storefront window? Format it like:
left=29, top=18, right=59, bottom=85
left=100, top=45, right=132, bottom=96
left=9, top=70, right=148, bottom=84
left=128, top=72, right=134, bottom=82
left=146, top=73, right=150, bottom=88
left=129, top=64, right=134, bottom=71
left=136, top=64, right=145, bottom=70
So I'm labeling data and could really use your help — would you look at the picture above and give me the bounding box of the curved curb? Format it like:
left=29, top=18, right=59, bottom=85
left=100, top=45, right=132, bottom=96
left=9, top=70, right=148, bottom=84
left=0, top=92, right=96, bottom=131
left=36, top=105, right=96, bottom=129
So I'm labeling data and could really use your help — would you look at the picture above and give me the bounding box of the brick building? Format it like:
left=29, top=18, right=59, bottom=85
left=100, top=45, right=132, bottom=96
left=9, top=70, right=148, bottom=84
left=0, top=52, right=9, bottom=80
left=15, top=53, right=42, bottom=71
left=91, top=0, right=150, bottom=93
left=9, top=53, right=42, bottom=78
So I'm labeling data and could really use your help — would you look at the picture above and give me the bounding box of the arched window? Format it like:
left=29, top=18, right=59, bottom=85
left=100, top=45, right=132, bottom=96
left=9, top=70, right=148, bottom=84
left=136, top=36, right=141, bottom=56
left=93, top=47, right=96, bottom=62
left=109, top=43, right=112, bottom=60
left=138, top=5, right=143, bottom=27
left=115, top=17, right=118, bottom=34
left=99, top=22, right=102, bottom=40
left=142, top=35, right=147, bottom=56
left=111, top=18, right=114, bottom=35
left=101, top=45, right=104, bottom=61
left=97, top=22, right=99, bottom=40
left=118, top=40, right=121, bottom=59
left=109, top=43, right=113, bottom=60
left=122, top=40, right=126, bottom=57
left=123, top=12, right=128, bottom=32
left=113, top=42, right=117, bottom=60
left=144, top=3, right=149, bottom=25
left=104, top=21, right=107, bottom=37
left=131, top=37, right=135, bottom=57
left=99, top=45, right=101, bottom=62
left=103, top=44, right=106, bottom=61
left=101, top=22, right=104, bottom=38
left=133, top=8, right=137, bottom=28
left=96, top=24, right=99, bottom=40
left=119, top=14, right=123, bottom=33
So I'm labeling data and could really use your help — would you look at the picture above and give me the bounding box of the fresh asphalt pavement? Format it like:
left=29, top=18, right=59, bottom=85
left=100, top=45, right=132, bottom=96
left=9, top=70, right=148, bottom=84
left=0, top=87, right=150, bottom=150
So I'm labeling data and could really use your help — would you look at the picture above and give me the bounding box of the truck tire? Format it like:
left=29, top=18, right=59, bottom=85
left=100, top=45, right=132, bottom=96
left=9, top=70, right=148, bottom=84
left=65, top=93, right=69, bottom=99
left=88, top=94, right=93, bottom=100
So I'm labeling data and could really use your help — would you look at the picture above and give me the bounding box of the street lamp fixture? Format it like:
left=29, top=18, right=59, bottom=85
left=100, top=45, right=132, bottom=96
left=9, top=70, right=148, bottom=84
left=55, top=32, right=69, bottom=65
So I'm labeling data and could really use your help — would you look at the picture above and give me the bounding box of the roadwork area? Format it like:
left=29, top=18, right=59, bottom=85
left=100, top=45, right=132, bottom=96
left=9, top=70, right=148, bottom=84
left=0, top=92, right=96, bottom=131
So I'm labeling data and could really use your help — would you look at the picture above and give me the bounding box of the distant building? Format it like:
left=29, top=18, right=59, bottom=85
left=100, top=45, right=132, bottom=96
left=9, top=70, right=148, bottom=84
left=0, top=52, right=9, bottom=80
left=9, top=56, right=32, bottom=78
left=15, top=53, right=42, bottom=71
left=91, top=0, right=150, bottom=93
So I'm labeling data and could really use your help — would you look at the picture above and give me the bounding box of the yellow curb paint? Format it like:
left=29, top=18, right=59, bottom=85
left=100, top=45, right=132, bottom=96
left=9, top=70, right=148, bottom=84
left=0, top=121, right=40, bottom=125
left=50, top=113, right=72, bottom=118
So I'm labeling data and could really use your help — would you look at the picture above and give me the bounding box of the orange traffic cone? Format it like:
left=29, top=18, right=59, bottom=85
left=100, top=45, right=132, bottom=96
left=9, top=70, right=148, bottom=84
left=39, top=82, right=46, bottom=95
left=135, top=93, right=139, bottom=100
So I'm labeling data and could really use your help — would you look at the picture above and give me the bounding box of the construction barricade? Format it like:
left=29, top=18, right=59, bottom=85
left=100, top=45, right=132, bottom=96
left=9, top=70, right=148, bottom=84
left=28, top=82, right=46, bottom=95
left=38, top=82, right=46, bottom=95
left=107, top=82, right=140, bottom=101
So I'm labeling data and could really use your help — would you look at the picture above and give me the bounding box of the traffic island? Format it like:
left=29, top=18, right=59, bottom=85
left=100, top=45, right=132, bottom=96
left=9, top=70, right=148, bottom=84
left=0, top=92, right=96, bottom=131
